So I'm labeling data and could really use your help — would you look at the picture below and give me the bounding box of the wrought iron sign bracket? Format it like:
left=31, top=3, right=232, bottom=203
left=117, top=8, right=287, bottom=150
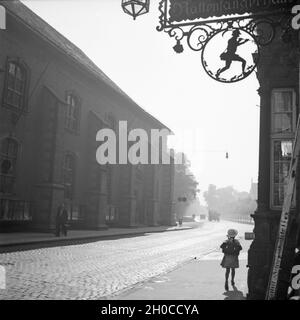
left=156, top=0, right=297, bottom=83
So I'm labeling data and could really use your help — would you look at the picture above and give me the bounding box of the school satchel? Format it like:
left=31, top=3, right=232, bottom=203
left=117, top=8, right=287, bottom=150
left=220, top=51, right=228, bottom=61
left=222, top=240, right=241, bottom=256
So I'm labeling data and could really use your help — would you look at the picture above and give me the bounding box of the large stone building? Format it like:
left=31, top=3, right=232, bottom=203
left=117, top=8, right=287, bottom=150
left=247, top=16, right=300, bottom=299
left=0, top=1, right=176, bottom=231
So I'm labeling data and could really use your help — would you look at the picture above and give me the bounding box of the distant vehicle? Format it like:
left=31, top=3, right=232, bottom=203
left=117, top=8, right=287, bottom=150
left=208, top=210, right=220, bottom=222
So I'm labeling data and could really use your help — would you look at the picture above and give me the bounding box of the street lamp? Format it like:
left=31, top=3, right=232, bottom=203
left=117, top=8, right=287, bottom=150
left=121, top=0, right=150, bottom=20
left=197, top=150, right=229, bottom=159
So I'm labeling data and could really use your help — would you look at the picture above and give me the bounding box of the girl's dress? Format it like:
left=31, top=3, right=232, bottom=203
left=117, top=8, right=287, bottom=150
left=220, top=239, right=242, bottom=269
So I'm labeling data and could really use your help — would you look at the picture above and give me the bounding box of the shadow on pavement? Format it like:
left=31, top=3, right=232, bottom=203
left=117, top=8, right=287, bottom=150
left=223, top=285, right=246, bottom=300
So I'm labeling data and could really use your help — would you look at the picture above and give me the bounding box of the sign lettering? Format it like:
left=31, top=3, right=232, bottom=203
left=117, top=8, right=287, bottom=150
left=169, top=0, right=296, bottom=23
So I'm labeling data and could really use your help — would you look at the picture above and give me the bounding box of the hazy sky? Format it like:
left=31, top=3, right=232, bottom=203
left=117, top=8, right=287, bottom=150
left=22, top=0, right=260, bottom=194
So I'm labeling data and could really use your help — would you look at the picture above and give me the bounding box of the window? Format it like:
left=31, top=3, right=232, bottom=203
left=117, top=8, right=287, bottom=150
left=63, top=153, right=76, bottom=200
left=272, top=140, right=293, bottom=207
left=272, top=90, right=296, bottom=134
left=65, top=93, right=80, bottom=133
left=3, top=60, right=28, bottom=112
left=270, top=89, right=296, bottom=208
left=0, top=199, right=33, bottom=221
left=0, top=137, right=18, bottom=194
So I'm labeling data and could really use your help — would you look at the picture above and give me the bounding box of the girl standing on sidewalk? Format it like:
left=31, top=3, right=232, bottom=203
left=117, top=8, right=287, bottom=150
left=220, top=229, right=242, bottom=291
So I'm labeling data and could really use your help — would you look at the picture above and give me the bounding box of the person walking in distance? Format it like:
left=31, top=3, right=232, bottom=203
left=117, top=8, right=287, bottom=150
left=220, top=229, right=242, bottom=291
left=55, top=203, right=68, bottom=237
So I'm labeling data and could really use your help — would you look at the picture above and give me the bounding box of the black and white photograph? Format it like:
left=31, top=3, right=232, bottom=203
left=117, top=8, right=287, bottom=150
left=0, top=0, right=300, bottom=310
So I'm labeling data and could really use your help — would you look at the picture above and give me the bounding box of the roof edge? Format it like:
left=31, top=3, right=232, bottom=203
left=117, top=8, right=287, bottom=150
left=3, top=0, right=172, bottom=131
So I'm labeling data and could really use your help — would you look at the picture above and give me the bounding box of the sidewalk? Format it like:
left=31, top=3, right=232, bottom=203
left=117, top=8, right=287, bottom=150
left=0, top=224, right=195, bottom=252
left=113, top=235, right=250, bottom=300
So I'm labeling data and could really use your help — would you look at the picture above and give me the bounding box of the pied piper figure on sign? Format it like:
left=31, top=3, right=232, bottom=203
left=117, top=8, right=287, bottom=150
left=216, top=29, right=249, bottom=78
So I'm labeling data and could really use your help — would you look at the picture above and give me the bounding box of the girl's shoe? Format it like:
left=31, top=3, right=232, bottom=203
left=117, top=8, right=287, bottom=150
left=225, top=282, right=229, bottom=291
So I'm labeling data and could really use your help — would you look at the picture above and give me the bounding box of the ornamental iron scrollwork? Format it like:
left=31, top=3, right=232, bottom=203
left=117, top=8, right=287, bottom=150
left=156, top=0, right=296, bottom=83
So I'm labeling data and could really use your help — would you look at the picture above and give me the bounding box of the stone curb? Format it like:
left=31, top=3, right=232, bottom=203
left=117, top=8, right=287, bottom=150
left=0, top=226, right=194, bottom=252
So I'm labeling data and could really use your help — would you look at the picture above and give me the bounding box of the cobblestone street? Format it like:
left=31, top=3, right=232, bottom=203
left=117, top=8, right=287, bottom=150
left=0, top=221, right=251, bottom=300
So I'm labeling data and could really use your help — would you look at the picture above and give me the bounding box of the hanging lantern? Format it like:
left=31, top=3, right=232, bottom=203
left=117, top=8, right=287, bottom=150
left=121, top=0, right=150, bottom=20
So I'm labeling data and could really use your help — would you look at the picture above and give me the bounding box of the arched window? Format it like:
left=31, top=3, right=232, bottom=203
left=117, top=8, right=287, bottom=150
left=63, top=153, right=76, bottom=200
left=0, top=137, right=18, bottom=194
left=65, top=93, right=81, bottom=133
left=3, top=60, right=28, bottom=112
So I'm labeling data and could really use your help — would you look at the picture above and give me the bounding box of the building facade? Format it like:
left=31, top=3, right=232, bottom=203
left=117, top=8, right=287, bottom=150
left=247, top=21, right=300, bottom=299
left=0, top=1, right=176, bottom=232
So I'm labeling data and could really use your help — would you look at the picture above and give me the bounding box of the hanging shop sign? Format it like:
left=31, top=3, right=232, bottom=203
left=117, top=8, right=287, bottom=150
left=202, top=28, right=259, bottom=82
left=169, top=0, right=295, bottom=22
left=156, top=0, right=297, bottom=83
